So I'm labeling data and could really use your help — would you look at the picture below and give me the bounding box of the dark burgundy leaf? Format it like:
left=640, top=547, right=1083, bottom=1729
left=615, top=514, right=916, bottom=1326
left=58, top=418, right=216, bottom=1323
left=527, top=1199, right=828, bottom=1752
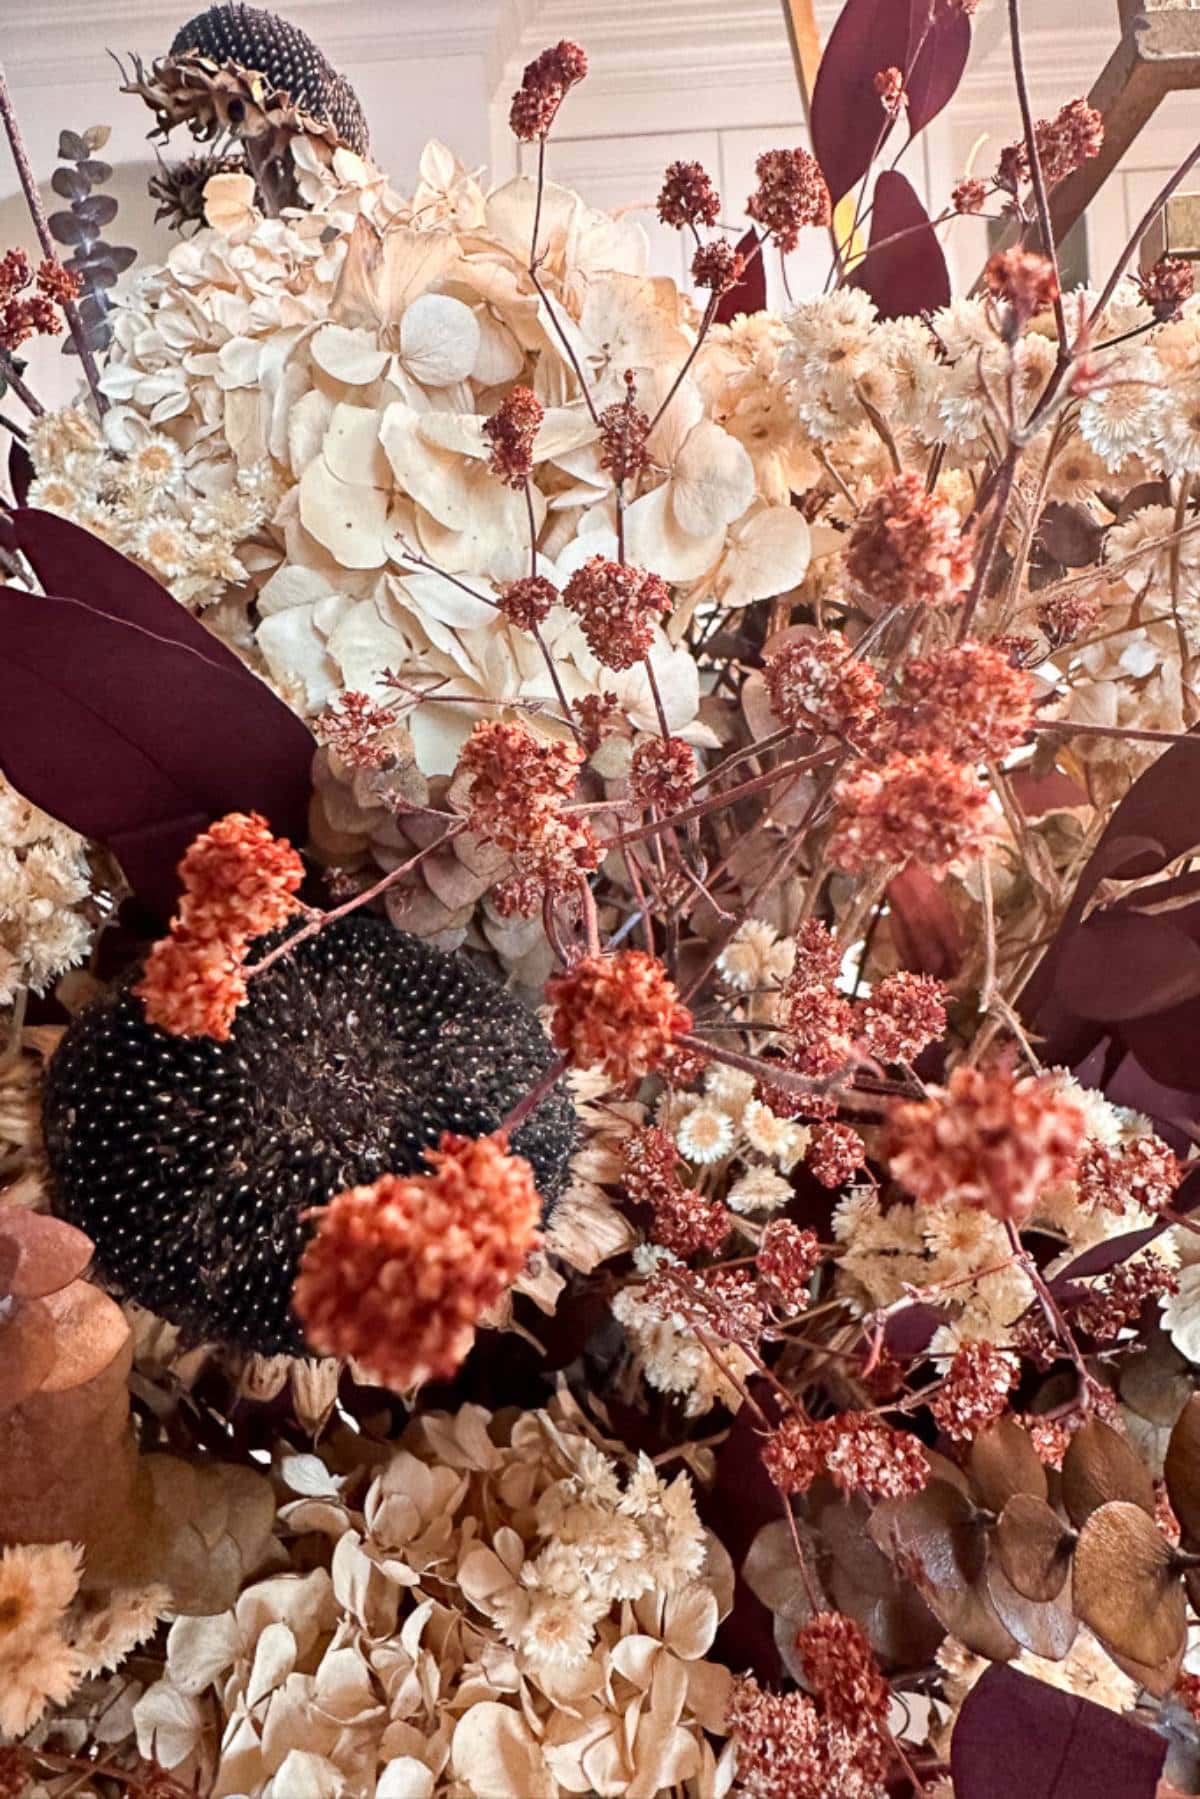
left=1049, top=1225, right=1165, bottom=1290
left=1039, top=501, right=1106, bottom=567
left=51, top=166, right=90, bottom=202
left=48, top=210, right=88, bottom=248
left=882, top=1301, right=946, bottom=1358
left=904, top=0, right=973, bottom=138
left=79, top=159, right=113, bottom=184
left=1010, top=766, right=1089, bottom=817
left=57, top=128, right=88, bottom=161
left=77, top=193, right=118, bottom=229
left=1055, top=913, right=1200, bottom=1022
left=952, top=1663, right=1166, bottom=1798
left=8, top=438, right=34, bottom=507
left=810, top=0, right=912, bottom=202
left=887, top=863, right=964, bottom=978
left=0, top=521, right=313, bottom=916
left=849, top=171, right=950, bottom=321
left=714, top=229, right=766, bottom=325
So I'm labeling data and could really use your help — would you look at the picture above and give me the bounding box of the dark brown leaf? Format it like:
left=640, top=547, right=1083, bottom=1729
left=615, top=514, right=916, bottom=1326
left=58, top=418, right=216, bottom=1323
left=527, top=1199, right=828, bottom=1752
left=969, top=1417, right=1048, bottom=1513
left=1062, top=1419, right=1156, bottom=1527
left=1039, top=502, right=1106, bottom=568
left=996, top=1493, right=1074, bottom=1602
left=1072, top=1501, right=1185, bottom=1685
left=869, top=1478, right=985, bottom=1591
left=986, top=1557, right=1077, bottom=1661
left=1165, top=1395, right=1200, bottom=1540
left=848, top=171, right=951, bottom=319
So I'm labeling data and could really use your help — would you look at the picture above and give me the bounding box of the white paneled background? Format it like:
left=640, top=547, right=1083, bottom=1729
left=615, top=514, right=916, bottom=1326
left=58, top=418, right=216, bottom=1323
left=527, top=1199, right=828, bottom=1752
left=0, top=0, right=1198, bottom=405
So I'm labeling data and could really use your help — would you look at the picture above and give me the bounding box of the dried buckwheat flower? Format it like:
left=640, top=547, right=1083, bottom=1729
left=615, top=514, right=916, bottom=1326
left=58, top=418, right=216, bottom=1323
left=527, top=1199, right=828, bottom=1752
left=846, top=471, right=974, bottom=609
left=796, top=1611, right=890, bottom=1735
left=509, top=40, right=588, bottom=141
left=764, top=631, right=883, bottom=737
left=885, top=1065, right=1086, bottom=1223
left=806, top=1120, right=867, bottom=1189
left=1138, top=255, right=1195, bottom=323
left=500, top=573, right=558, bottom=631
left=547, top=949, right=692, bottom=1082
left=884, top=638, right=1036, bottom=760
left=657, top=159, right=721, bottom=230
left=758, top=1220, right=820, bottom=1311
left=629, top=736, right=696, bottom=810
left=952, top=176, right=989, bottom=215
left=860, top=971, right=946, bottom=1063
left=873, top=67, right=906, bottom=117
left=562, top=556, right=673, bottom=669
left=829, top=750, right=995, bottom=876
left=483, top=385, right=543, bottom=488
left=746, top=147, right=831, bottom=252
left=293, top=1132, right=541, bottom=1389
left=598, top=371, right=651, bottom=484
left=1077, top=1134, right=1183, bottom=1215
left=691, top=239, right=746, bottom=294
left=985, top=248, right=1060, bottom=325
left=929, top=1340, right=1019, bottom=1439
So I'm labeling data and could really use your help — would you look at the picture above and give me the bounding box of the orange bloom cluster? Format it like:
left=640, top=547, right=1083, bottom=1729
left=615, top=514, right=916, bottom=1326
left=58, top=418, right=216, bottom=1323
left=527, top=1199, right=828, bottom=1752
left=846, top=472, right=974, bottom=610
left=885, top=1065, right=1087, bottom=1223
left=929, top=1340, right=1019, bottom=1440
left=457, top=719, right=599, bottom=913
left=806, top=1120, right=867, bottom=1189
left=763, top=631, right=882, bottom=738
left=547, top=949, right=692, bottom=1083
left=292, top=1132, right=541, bottom=1390
left=136, top=812, right=304, bottom=1041
left=562, top=556, right=672, bottom=670
left=828, top=749, right=996, bottom=877
left=762, top=1410, right=929, bottom=1501
left=499, top=573, right=557, bottom=632
left=882, top=638, right=1036, bottom=761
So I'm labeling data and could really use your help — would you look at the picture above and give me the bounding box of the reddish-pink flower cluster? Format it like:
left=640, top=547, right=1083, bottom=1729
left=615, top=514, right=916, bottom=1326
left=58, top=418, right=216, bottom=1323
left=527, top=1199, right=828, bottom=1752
left=691, top=240, right=746, bottom=294
left=1138, top=254, right=1196, bottom=323
left=562, top=556, right=672, bottom=670
left=846, top=472, right=974, bottom=610
left=758, top=1220, right=820, bottom=1312
left=746, top=148, right=831, bottom=252
left=996, top=98, right=1104, bottom=196
left=860, top=971, right=947, bottom=1064
left=929, top=1340, right=1019, bottom=1440
left=136, top=812, right=304, bottom=1041
left=1077, top=1133, right=1183, bottom=1215
left=314, top=689, right=398, bottom=770
left=629, top=735, right=696, bottom=811
left=828, top=749, right=996, bottom=877
left=763, top=631, right=883, bottom=739
left=509, top=40, right=588, bottom=141
left=548, top=949, right=692, bottom=1082
left=1073, top=1258, right=1178, bottom=1344
left=796, top=1611, right=890, bottom=1739
left=881, top=638, right=1036, bottom=761
left=621, top=1126, right=730, bottom=1255
left=806, top=1120, right=868, bottom=1190
left=952, top=176, right=989, bottom=216
left=482, top=385, right=543, bottom=489
left=656, top=159, right=721, bottom=230
left=598, top=371, right=651, bottom=485
left=0, top=248, right=79, bottom=351
left=885, top=1065, right=1087, bottom=1223
left=292, top=1132, right=541, bottom=1390
left=499, top=573, right=558, bottom=632
left=762, top=1410, right=929, bottom=1501
left=456, top=719, right=599, bottom=912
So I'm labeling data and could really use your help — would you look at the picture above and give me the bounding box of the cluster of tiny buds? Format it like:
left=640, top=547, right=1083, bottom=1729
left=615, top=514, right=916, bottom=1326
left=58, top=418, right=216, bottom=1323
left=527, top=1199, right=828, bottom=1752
left=499, top=572, right=557, bottom=633
left=985, top=248, right=1060, bottom=329
left=1137, top=254, right=1196, bottom=324
left=562, top=556, right=672, bottom=670
left=314, top=689, right=399, bottom=770
left=509, top=40, right=588, bottom=142
left=761, top=1409, right=929, bottom=1502
left=873, top=67, right=906, bottom=118
left=629, top=735, right=696, bottom=811
left=597, top=371, right=651, bottom=486
left=482, top=385, right=543, bottom=489
left=0, top=248, right=80, bottom=352
left=746, top=147, right=831, bottom=253
left=691, top=240, right=747, bottom=295
left=995, top=98, right=1104, bottom=201
left=656, top=160, right=721, bottom=231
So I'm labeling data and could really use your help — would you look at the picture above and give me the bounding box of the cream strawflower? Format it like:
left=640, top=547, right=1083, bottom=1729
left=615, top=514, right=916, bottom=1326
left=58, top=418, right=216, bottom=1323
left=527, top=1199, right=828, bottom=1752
left=726, top=1165, right=795, bottom=1215
left=676, top=1102, right=735, bottom=1165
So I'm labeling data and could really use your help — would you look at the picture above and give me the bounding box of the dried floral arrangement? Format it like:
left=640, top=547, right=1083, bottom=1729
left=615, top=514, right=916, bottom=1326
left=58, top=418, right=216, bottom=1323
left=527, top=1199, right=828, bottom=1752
left=7, top=0, right=1200, bottom=1793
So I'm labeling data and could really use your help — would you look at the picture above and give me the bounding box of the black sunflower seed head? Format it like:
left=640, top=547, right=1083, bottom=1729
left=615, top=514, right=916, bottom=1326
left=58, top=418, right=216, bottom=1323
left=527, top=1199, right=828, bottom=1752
left=43, top=915, right=575, bottom=1356
left=169, top=4, right=369, bottom=154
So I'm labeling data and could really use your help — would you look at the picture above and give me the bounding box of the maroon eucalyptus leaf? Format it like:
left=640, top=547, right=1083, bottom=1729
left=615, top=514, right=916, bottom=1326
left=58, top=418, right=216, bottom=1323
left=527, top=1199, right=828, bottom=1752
left=951, top=1663, right=1167, bottom=1798
left=1054, top=913, right=1200, bottom=1023
left=810, top=0, right=914, bottom=202
left=714, top=228, right=766, bottom=324
left=848, top=171, right=950, bottom=320
left=8, top=439, right=34, bottom=508
left=1039, top=501, right=1107, bottom=568
left=904, top=0, right=973, bottom=138
left=1049, top=1225, right=1166, bottom=1290
left=0, top=576, right=314, bottom=917
left=886, top=863, right=964, bottom=979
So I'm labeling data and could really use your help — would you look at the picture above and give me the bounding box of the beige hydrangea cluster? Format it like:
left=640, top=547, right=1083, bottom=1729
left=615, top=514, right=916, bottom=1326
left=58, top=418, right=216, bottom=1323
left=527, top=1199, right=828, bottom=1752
left=132, top=1403, right=735, bottom=1799
left=0, top=773, right=94, bottom=1006
left=29, top=141, right=813, bottom=791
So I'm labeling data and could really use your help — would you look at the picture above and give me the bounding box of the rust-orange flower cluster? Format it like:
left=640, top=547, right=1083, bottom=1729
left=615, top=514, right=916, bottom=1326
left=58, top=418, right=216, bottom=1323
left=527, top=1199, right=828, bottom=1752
left=135, top=812, right=304, bottom=1041
left=292, top=1132, right=541, bottom=1390
left=548, top=949, right=692, bottom=1083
